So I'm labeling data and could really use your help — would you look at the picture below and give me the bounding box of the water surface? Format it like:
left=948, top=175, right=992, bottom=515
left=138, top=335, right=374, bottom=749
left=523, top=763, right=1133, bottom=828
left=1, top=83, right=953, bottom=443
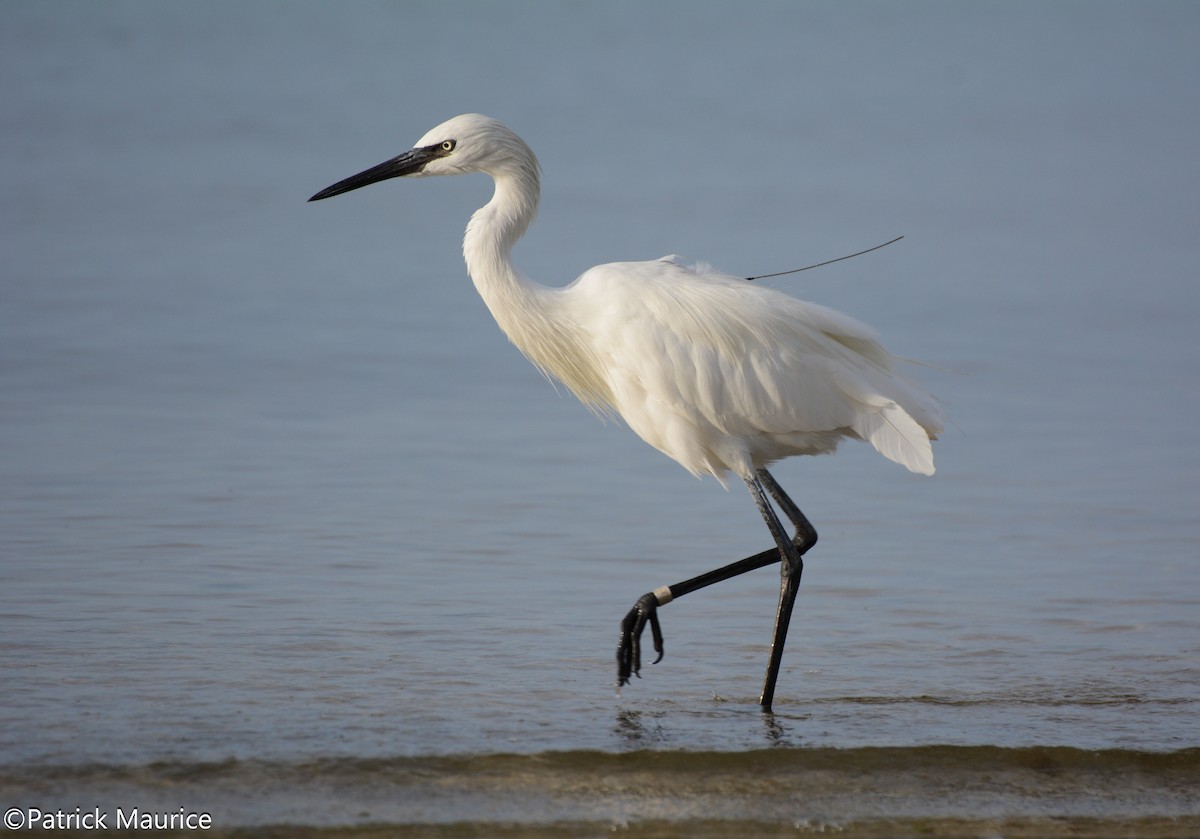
left=2, top=1, right=1197, bottom=832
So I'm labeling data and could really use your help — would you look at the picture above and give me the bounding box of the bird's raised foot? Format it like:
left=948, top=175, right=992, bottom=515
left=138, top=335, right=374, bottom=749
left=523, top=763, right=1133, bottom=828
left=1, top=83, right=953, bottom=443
left=616, top=591, right=664, bottom=687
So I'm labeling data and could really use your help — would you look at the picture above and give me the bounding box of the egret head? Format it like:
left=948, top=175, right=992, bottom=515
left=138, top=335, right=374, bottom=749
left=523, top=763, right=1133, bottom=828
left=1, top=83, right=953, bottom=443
left=308, top=114, right=538, bottom=202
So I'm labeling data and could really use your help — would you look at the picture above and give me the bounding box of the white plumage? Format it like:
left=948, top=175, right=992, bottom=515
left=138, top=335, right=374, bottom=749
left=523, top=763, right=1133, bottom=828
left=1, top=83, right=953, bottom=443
left=310, top=113, right=942, bottom=709
left=566, top=256, right=941, bottom=483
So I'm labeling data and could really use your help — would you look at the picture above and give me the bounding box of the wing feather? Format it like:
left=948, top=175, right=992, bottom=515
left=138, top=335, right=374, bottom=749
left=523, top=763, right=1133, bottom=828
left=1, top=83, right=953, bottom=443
left=566, top=258, right=942, bottom=476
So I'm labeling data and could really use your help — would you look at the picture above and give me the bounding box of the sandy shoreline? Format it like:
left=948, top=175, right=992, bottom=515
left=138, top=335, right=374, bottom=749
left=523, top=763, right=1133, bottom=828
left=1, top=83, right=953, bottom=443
left=4, top=747, right=1197, bottom=836
left=6, top=817, right=1200, bottom=838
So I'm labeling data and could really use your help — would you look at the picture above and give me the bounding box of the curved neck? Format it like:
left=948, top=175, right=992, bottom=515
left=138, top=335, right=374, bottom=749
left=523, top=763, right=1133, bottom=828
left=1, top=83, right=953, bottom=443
left=461, top=168, right=549, bottom=350
left=463, top=170, right=539, bottom=296
left=460, top=168, right=614, bottom=411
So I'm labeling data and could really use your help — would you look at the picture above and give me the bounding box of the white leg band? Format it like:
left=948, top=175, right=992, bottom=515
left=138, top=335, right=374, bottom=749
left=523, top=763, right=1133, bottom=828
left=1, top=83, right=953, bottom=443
left=653, top=585, right=674, bottom=605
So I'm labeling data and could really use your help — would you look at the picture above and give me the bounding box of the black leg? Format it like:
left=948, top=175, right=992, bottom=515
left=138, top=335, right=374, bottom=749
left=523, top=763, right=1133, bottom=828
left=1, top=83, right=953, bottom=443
left=757, top=468, right=818, bottom=554
left=615, top=467, right=817, bottom=711
left=745, top=470, right=807, bottom=710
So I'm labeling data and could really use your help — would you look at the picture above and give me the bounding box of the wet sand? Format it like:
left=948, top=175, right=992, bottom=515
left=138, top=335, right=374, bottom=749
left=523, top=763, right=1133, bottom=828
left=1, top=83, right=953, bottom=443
left=4, top=747, right=1197, bottom=837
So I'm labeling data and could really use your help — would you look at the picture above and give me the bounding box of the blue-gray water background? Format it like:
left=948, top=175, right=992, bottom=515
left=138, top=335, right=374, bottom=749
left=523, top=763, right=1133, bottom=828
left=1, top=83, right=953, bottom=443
left=2, top=1, right=1198, bottom=829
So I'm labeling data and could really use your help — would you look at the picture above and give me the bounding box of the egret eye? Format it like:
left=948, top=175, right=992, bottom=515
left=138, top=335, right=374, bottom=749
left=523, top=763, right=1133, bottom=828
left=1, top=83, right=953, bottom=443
left=440, top=140, right=456, bottom=152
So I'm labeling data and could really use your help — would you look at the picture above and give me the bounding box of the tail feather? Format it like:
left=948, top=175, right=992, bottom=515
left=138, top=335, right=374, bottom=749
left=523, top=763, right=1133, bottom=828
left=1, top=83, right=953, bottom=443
left=858, top=402, right=936, bottom=475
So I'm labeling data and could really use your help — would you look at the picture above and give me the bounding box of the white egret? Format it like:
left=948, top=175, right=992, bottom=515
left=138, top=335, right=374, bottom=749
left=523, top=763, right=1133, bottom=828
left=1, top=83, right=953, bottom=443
left=309, top=114, right=942, bottom=711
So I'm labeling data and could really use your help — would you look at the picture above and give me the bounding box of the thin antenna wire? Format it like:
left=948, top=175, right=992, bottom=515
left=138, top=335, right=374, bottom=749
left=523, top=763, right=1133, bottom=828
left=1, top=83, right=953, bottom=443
left=746, top=236, right=904, bottom=281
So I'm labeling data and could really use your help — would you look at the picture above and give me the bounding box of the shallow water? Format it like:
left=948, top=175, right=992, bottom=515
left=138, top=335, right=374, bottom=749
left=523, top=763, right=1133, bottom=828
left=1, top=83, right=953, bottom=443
left=2, top=1, right=1198, bottom=831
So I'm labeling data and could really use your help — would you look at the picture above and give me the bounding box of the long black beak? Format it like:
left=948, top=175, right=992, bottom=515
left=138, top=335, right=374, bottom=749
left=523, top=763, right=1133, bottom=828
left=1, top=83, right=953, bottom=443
left=308, top=145, right=440, bottom=202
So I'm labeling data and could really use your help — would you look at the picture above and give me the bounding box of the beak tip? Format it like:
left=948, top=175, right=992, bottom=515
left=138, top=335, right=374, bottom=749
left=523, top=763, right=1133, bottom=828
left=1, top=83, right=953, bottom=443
left=307, top=184, right=341, bottom=202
